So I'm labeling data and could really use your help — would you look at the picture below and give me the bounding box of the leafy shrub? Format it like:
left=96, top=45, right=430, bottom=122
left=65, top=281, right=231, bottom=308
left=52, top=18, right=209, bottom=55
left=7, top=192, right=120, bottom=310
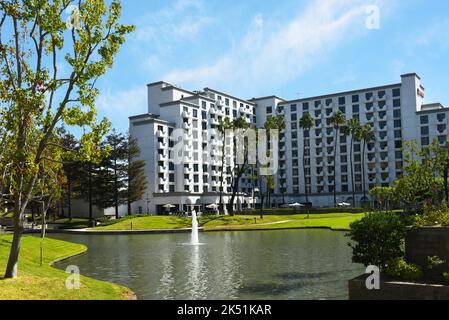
left=414, top=204, right=449, bottom=227
left=347, top=212, right=409, bottom=270
left=443, top=272, right=449, bottom=285
left=427, top=256, right=446, bottom=270
left=385, top=258, right=423, bottom=282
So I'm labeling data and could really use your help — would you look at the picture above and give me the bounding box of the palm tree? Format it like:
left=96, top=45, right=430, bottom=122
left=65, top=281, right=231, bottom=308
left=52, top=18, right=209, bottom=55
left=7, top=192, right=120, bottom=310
left=361, top=124, right=375, bottom=204
left=347, top=118, right=362, bottom=207
left=228, top=116, right=250, bottom=216
left=329, top=111, right=346, bottom=207
left=217, top=117, right=233, bottom=214
left=263, top=115, right=286, bottom=209
left=299, top=113, right=314, bottom=206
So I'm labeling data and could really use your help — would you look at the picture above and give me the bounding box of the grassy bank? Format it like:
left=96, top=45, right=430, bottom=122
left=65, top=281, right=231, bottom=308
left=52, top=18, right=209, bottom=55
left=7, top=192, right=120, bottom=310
left=92, top=213, right=365, bottom=232
left=0, top=235, right=134, bottom=300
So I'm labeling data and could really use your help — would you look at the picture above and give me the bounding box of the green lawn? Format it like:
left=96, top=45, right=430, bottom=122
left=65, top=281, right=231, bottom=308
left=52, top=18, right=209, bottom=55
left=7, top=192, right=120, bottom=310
left=0, top=235, right=134, bottom=300
left=91, top=213, right=365, bottom=232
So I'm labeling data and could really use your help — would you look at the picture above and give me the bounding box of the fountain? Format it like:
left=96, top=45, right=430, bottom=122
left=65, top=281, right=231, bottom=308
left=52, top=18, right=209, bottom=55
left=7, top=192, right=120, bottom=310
left=191, top=210, right=200, bottom=245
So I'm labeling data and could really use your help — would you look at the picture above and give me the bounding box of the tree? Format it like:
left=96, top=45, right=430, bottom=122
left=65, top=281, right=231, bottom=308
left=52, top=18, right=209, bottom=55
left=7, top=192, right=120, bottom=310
left=347, top=118, right=362, bottom=207
left=106, top=131, right=128, bottom=219
left=361, top=124, right=375, bottom=205
left=348, top=212, right=409, bottom=270
left=217, top=117, right=232, bottom=214
left=0, top=0, right=134, bottom=278
left=127, top=135, right=146, bottom=215
left=299, top=112, right=313, bottom=206
left=262, top=115, right=286, bottom=211
left=59, top=128, right=79, bottom=221
left=394, top=140, right=445, bottom=211
left=370, top=186, right=395, bottom=213
left=228, top=116, right=250, bottom=216
left=329, top=111, right=346, bottom=207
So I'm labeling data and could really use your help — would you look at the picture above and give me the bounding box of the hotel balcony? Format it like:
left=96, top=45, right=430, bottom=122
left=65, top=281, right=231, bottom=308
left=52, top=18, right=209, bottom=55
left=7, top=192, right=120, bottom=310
left=209, top=108, right=217, bottom=115
left=377, top=93, right=387, bottom=101
left=158, top=142, right=166, bottom=149
left=438, top=126, right=447, bottom=134
left=184, top=167, right=192, bottom=174
left=182, top=122, right=191, bottom=130
left=158, top=177, right=167, bottom=185
left=182, top=111, right=191, bottom=118
left=158, top=165, right=166, bottom=172
left=156, top=130, right=166, bottom=138
left=158, top=153, right=168, bottom=161
left=380, top=166, right=389, bottom=173
left=184, top=179, right=191, bottom=185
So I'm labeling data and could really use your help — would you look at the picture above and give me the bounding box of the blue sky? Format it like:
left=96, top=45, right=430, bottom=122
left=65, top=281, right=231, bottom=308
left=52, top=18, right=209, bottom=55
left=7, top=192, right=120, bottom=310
left=95, top=0, right=449, bottom=133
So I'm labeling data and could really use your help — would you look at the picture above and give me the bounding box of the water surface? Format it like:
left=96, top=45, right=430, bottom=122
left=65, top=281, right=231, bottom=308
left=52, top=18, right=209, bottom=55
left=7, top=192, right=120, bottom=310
left=51, top=230, right=363, bottom=300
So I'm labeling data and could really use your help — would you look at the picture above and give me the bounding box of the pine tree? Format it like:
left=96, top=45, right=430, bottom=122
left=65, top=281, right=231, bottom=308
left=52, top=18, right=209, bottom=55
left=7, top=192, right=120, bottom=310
left=127, top=136, right=147, bottom=215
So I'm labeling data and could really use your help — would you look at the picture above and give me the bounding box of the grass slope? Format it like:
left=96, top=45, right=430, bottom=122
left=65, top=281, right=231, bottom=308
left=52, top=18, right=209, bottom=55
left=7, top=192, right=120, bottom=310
left=0, top=235, right=134, bottom=300
left=92, top=213, right=365, bottom=232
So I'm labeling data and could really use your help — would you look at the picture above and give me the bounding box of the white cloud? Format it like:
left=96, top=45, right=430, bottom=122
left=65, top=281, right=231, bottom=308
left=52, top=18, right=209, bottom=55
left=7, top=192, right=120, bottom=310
left=162, top=0, right=391, bottom=95
left=135, top=0, right=213, bottom=43
left=253, top=14, right=264, bottom=28
left=97, top=86, right=147, bottom=118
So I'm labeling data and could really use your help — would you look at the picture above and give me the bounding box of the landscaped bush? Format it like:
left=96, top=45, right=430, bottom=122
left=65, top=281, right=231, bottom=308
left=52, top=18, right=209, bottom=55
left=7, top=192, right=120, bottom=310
left=443, top=272, right=449, bottom=285
left=347, top=212, right=410, bottom=270
left=385, top=258, right=423, bottom=282
left=414, top=204, right=449, bottom=227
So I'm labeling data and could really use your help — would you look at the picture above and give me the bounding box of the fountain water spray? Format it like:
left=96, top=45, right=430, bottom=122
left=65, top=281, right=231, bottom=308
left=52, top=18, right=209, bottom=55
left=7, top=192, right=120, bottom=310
left=191, top=210, right=200, bottom=245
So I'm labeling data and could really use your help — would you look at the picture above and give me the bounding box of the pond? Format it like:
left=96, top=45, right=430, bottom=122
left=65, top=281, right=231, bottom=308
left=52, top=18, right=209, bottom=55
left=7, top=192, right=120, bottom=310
left=51, top=229, right=364, bottom=300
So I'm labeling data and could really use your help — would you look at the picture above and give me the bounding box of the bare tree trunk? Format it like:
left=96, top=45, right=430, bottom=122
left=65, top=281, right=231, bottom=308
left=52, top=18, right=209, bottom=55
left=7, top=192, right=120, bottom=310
left=114, top=157, right=119, bottom=219
left=350, top=136, right=356, bottom=207
left=68, top=179, right=72, bottom=222
left=4, top=208, right=24, bottom=278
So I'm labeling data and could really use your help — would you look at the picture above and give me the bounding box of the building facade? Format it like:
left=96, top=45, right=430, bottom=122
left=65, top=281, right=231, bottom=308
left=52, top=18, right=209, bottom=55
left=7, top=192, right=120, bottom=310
left=130, top=73, right=448, bottom=213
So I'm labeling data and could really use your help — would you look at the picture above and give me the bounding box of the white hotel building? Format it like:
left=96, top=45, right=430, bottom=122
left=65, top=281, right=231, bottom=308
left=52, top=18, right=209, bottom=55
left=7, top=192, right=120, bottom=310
left=129, top=73, right=448, bottom=214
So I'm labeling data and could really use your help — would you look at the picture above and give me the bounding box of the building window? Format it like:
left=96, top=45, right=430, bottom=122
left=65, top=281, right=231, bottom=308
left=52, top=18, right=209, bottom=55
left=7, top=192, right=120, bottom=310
left=302, top=102, right=309, bottom=111
left=291, top=114, right=297, bottom=121
left=393, top=88, right=401, bottom=97
left=437, top=113, right=446, bottom=122
left=394, top=120, right=402, bottom=128
left=393, top=109, right=401, bottom=118
left=393, top=99, right=401, bottom=108
left=421, top=126, right=429, bottom=136
left=267, top=106, right=272, bottom=114
left=439, top=136, right=447, bottom=145
left=315, top=101, right=321, bottom=108
left=352, top=105, right=359, bottom=114
left=421, top=137, right=430, bottom=146
left=420, top=115, right=429, bottom=125
left=352, top=95, right=359, bottom=103
left=366, top=92, right=373, bottom=100
left=291, top=104, right=297, bottom=112
left=338, top=97, right=346, bottom=105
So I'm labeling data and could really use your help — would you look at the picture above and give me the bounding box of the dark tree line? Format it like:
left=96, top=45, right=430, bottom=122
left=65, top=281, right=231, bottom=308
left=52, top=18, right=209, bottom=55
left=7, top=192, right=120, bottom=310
left=60, top=131, right=147, bottom=220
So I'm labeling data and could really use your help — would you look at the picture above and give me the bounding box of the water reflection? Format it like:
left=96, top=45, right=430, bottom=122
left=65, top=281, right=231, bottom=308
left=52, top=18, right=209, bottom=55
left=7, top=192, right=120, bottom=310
left=51, top=230, right=364, bottom=300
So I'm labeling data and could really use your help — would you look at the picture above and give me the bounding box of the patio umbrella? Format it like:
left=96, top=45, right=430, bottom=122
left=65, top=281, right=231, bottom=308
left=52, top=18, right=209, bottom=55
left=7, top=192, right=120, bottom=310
left=289, top=203, right=304, bottom=207
left=206, top=204, right=218, bottom=209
